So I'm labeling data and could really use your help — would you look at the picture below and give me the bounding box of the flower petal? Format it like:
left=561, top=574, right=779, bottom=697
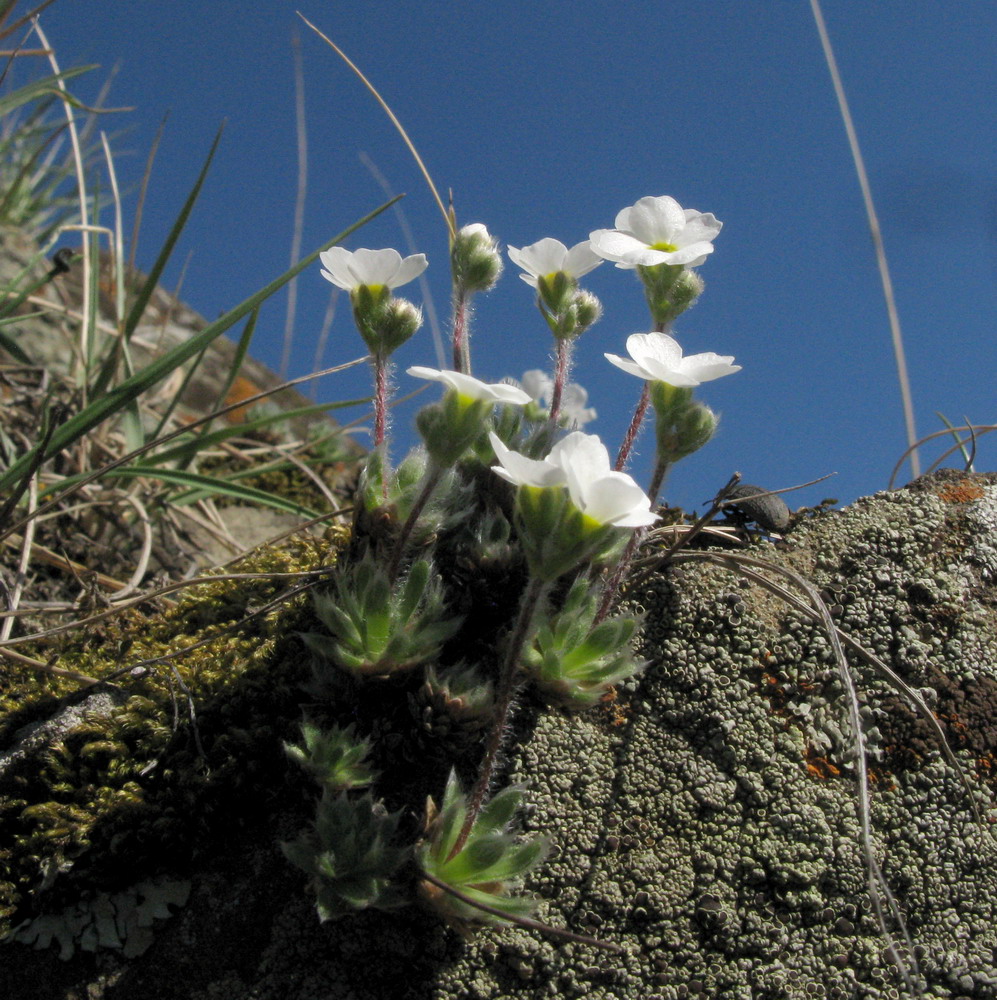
left=562, top=240, right=603, bottom=278
left=604, top=352, right=650, bottom=380
left=623, top=195, right=686, bottom=245
left=349, top=248, right=404, bottom=286
left=588, top=229, right=646, bottom=263
left=319, top=246, right=359, bottom=290
left=408, top=367, right=531, bottom=404
left=389, top=252, right=429, bottom=287
left=488, top=432, right=565, bottom=488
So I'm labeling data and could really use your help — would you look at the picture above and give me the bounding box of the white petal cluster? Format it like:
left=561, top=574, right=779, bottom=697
left=590, top=195, right=721, bottom=269
left=489, top=431, right=658, bottom=528
left=605, top=332, right=740, bottom=387
left=408, top=367, right=531, bottom=405
left=507, top=238, right=602, bottom=287
left=320, top=247, right=428, bottom=291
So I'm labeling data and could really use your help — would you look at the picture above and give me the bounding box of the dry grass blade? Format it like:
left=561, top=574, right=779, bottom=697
left=888, top=424, right=996, bottom=489
left=810, top=0, right=918, bottom=481
left=297, top=11, right=453, bottom=240
left=280, top=27, right=308, bottom=380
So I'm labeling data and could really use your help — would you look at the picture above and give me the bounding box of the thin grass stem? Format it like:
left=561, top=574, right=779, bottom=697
left=810, top=0, right=919, bottom=480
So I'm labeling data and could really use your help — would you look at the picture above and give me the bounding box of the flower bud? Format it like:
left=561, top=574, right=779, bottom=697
left=669, top=268, right=705, bottom=316
left=354, top=294, right=423, bottom=357
left=451, top=223, right=503, bottom=294
left=636, top=261, right=704, bottom=328
left=571, top=288, right=602, bottom=335
left=415, top=391, right=493, bottom=467
left=650, top=381, right=718, bottom=462
left=515, top=484, right=623, bottom=581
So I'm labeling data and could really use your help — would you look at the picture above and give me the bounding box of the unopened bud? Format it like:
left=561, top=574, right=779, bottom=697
left=452, top=223, right=503, bottom=294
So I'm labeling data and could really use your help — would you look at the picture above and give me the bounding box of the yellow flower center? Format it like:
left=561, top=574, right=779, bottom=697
left=650, top=242, right=678, bottom=253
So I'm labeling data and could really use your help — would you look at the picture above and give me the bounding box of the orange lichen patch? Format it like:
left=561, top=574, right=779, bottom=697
left=804, top=748, right=841, bottom=780
left=598, top=687, right=630, bottom=728
left=936, top=479, right=985, bottom=504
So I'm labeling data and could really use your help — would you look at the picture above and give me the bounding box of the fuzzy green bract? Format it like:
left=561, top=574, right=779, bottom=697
left=302, top=557, right=463, bottom=677
left=281, top=791, right=409, bottom=922
left=416, top=770, right=549, bottom=928
left=523, top=577, right=645, bottom=707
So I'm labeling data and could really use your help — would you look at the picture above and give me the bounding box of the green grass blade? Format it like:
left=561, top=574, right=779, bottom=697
left=140, top=396, right=369, bottom=468
left=0, top=195, right=400, bottom=493
left=86, top=465, right=322, bottom=518
left=0, top=325, right=34, bottom=364
left=119, top=125, right=224, bottom=347
left=178, top=305, right=259, bottom=465
left=0, top=66, right=93, bottom=118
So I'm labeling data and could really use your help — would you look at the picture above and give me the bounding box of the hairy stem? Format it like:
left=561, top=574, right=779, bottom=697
left=373, top=355, right=389, bottom=447
left=547, top=338, right=571, bottom=430
left=594, top=456, right=669, bottom=624
left=449, top=575, right=549, bottom=858
left=386, top=463, right=443, bottom=583
left=451, top=289, right=470, bottom=373
left=615, top=381, right=649, bottom=471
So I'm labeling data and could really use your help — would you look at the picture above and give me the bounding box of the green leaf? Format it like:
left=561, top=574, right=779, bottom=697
left=68, top=465, right=322, bottom=518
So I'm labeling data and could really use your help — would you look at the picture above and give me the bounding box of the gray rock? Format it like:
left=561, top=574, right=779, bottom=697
left=3, top=470, right=996, bottom=999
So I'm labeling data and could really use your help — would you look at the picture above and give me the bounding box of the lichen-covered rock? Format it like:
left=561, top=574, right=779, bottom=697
left=3, top=471, right=997, bottom=999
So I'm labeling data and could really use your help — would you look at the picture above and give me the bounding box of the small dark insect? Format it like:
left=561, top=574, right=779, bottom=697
left=48, top=247, right=75, bottom=277
left=723, top=483, right=791, bottom=534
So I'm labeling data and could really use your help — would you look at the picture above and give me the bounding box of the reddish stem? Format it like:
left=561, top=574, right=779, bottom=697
left=615, top=382, right=650, bottom=471
left=595, top=454, right=669, bottom=624
left=448, top=575, right=548, bottom=859
left=451, top=291, right=470, bottom=374
left=546, top=339, right=570, bottom=431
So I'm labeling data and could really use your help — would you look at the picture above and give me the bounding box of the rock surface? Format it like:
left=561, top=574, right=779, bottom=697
left=2, top=470, right=997, bottom=999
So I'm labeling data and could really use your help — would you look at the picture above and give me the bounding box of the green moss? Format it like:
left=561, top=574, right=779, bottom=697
left=0, top=525, right=349, bottom=935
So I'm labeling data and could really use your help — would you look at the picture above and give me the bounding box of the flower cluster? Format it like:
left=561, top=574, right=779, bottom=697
left=293, top=192, right=740, bottom=945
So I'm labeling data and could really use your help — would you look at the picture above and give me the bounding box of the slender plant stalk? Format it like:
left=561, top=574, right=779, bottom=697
left=810, top=0, right=918, bottom=480
left=449, top=575, right=550, bottom=858
left=547, top=338, right=570, bottom=430
left=280, top=28, right=308, bottom=380
left=595, top=455, right=670, bottom=624
left=386, top=463, right=443, bottom=583
left=451, top=289, right=470, bottom=373
left=298, top=13, right=454, bottom=240
left=615, top=381, right=649, bottom=471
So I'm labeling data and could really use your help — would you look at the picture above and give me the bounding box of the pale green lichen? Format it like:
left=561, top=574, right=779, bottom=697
left=176, top=472, right=996, bottom=1000
left=3, top=877, right=190, bottom=960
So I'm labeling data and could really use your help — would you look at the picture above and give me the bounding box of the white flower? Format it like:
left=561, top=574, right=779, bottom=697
left=407, top=366, right=531, bottom=405
left=319, top=246, right=428, bottom=292
left=489, top=431, right=658, bottom=528
left=507, top=238, right=602, bottom=287
left=589, top=196, right=721, bottom=269
left=519, top=370, right=597, bottom=428
left=605, top=332, right=740, bottom=387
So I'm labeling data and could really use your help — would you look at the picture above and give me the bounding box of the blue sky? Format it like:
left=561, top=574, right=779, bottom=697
left=24, top=1, right=997, bottom=515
